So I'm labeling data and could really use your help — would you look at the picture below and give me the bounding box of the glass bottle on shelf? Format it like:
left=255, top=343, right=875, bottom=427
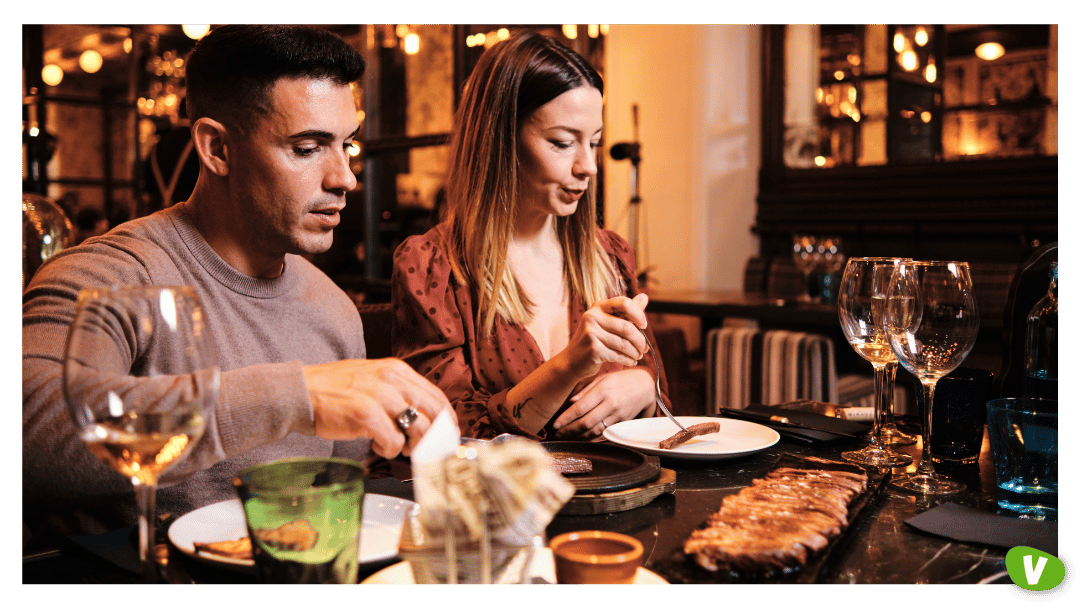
left=1023, top=261, right=1057, bottom=400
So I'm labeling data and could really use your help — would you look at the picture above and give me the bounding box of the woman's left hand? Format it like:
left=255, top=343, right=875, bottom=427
left=551, top=368, right=656, bottom=439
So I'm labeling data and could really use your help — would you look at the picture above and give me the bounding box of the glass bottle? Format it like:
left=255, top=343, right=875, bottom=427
left=1024, top=261, right=1057, bottom=400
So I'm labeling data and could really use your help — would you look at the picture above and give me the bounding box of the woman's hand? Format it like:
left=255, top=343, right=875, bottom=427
left=553, top=293, right=650, bottom=379
left=551, top=367, right=656, bottom=439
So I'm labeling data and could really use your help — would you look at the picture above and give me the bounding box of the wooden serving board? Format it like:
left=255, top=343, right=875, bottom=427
left=654, top=454, right=887, bottom=583
left=559, top=468, right=677, bottom=516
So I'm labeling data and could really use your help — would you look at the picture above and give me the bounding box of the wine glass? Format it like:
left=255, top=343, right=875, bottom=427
left=814, top=236, right=845, bottom=302
left=860, top=256, right=913, bottom=450
left=883, top=261, right=979, bottom=494
left=877, top=369, right=918, bottom=446
left=792, top=234, right=818, bottom=302
left=837, top=258, right=912, bottom=467
left=63, top=285, right=219, bottom=581
left=816, top=236, right=845, bottom=275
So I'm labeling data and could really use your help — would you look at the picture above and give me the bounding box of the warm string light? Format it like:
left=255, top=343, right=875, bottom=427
left=41, top=64, right=63, bottom=86
left=899, top=50, right=919, bottom=71
left=79, top=49, right=103, bottom=74
left=139, top=46, right=186, bottom=123
left=181, top=24, right=210, bottom=40
left=466, top=28, right=511, bottom=49
left=894, top=27, right=936, bottom=83
left=976, top=42, right=1005, bottom=61
left=925, top=57, right=937, bottom=83
left=818, top=83, right=860, bottom=122
left=914, top=27, right=929, bottom=46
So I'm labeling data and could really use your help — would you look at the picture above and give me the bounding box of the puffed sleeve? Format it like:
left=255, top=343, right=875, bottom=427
left=391, top=231, right=531, bottom=439
left=598, top=229, right=669, bottom=418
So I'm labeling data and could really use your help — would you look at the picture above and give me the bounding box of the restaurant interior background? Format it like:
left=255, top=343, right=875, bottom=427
left=22, top=24, right=1058, bottom=414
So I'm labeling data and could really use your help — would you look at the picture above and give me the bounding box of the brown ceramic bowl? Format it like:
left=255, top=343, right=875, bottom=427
left=550, top=530, right=643, bottom=584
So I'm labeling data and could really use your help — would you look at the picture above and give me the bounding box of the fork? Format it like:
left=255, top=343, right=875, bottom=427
left=637, top=327, right=688, bottom=433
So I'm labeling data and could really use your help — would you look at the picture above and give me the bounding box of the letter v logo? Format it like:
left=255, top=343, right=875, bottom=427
left=1024, top=554, right=1048, bottom=585
left=1002, top=546, right=1071, bottom=596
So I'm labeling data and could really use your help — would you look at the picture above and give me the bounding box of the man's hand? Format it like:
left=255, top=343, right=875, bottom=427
left=303, top=358, right=454, bottom=458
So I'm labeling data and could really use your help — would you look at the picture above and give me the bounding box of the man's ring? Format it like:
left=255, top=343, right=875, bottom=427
left=396, top=406, right=419, bottom=433
left=601, top=420, right=608, bottom=430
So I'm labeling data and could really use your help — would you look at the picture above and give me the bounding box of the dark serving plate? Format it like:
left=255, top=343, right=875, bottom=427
left=653, top=452, right=888, bottom=583
left=541, top=441, right=661, bottom=494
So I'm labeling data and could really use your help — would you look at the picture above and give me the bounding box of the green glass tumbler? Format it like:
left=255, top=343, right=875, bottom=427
left=234, top=457, right=366, bottom=583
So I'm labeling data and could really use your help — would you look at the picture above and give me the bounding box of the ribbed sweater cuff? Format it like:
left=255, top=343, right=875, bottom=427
left=215, top=360, right=314, bottom=457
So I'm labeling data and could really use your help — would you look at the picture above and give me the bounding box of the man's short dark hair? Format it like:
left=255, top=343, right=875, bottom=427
left=185, top=25, right=365, bottom=133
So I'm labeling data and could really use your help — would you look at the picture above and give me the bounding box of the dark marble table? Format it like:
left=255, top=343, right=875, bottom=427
left=23, top=417, right=1031, bottom=585
left=550, top=419, right=1015, bottom=584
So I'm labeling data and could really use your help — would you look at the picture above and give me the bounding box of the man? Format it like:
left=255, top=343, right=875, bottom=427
left=22, top=25, right=453, bottom=542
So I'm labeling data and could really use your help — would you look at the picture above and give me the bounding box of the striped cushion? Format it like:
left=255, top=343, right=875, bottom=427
left=707, top=327, right=838, bottom=413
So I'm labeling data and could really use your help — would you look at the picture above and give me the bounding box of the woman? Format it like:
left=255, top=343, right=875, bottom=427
left=391, top=31, right=668, bottom=440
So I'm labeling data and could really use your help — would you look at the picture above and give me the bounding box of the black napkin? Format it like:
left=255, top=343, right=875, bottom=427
left=745, top=404, right=870, bottom=434
left=904, top=502, right=1058, bottom=556
left=69, top=525, right=142, bottom=574
left=719, top=405, right=870, bottom=445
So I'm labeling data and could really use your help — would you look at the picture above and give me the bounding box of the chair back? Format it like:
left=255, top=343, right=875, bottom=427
left=706, top=327, right=838, bottom=412
left=357, top=301, right=394, bottom=360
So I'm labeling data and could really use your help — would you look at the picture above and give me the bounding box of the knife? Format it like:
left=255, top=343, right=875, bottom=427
left=717, top=407, right=864, bottom=438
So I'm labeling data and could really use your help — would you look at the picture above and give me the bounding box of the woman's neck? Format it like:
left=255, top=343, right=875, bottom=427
left=511, top=212, right=559, bottom=256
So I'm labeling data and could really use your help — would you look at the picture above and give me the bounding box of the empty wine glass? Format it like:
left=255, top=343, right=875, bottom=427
left=883, top=261, right=979, bottom=495
left=814, top=236, right=845, bottom=303
left=816, top=236, right=845, bottom=275
left=837, top=258, right=912, bottom=467
left=792, top=234, right=818, bottom=302
left=64, top=285, right=219, bottom=581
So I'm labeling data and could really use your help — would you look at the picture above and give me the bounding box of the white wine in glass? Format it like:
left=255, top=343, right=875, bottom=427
left=884, top=261, right=979, bottom=495
left=837, top=258, right=912, bottom=467
left=64, top=285, right=219, bottom=581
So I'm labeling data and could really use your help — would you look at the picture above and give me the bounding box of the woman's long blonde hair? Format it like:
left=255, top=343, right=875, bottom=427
left=441, top=31, right=617, bottom=336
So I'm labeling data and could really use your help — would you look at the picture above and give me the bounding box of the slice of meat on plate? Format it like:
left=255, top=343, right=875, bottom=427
left=549, top=452, right=593, bottom=474
left=659, top=421, right=722, bottom=449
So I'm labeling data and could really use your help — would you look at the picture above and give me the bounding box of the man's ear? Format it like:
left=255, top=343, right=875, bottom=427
left=191, top=117, right=231, bottom=176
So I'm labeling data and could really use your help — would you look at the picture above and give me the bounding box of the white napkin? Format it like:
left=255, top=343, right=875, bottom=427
left=408, top=414, right=574, bottom=545
left=410, top=409, right=461, bottom=509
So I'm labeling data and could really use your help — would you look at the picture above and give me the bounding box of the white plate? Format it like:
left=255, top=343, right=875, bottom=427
left=168, top=494, right=416, bottom=571
left=603, top=416, right=780, bottom=461
left=361, top=547, right=667, bottom=584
